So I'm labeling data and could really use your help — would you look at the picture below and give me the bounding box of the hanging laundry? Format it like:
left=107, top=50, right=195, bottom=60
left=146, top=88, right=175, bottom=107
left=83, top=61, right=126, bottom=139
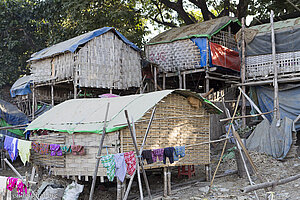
left=152, top=148, right=164, bottom=162
left=16, top=180, right=27, bottom=196
left=163, top=147, right=175, bottom=164
left=17, top=140, right=32, bottom=166
left=61, top=145, right=72, bottom=154
left=114, top=153, right=126, bottom=182
left=4, top=136, right=18, bottom=162
left=0, top=176, right=8, bottom=199
left=39, top=143, right=49, bottom=155
left=71, top=145, right=85, bottom=156
left=173, top=146, right=186, bottom=161
left=101, top=154, right=116, bottom=181
left=124, top=151, right=136, bottom=176
left=50, top=144, right=63, bottom=156
left=31, top=141, right=40, bottom=153
left=6, top=178, right=18, bottom=192
left=142, top=150, right=154, bottom=164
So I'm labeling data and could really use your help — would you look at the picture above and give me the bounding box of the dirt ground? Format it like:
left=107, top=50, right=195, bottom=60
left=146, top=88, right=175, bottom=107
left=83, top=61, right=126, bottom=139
left=1, top=149, right=299, bottom=200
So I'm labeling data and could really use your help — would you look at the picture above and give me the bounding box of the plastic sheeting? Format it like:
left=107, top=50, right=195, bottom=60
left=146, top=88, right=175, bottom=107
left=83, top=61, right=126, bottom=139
left=29, top=27, right=140, bottom=61
left=10, top=75, right=34, bottom=97
left=190, top=38, right=208, bottom=67
left=26, top=90, right=222, bottom=134
left=0, top=99, right=29, bottom=137
left=255, top=85, right=300, bottom=130
left=246, top=117, right=293, bottom=160
left=246, top=26, right=300, bottom=56
left=210, top=42, right=241, bottom=71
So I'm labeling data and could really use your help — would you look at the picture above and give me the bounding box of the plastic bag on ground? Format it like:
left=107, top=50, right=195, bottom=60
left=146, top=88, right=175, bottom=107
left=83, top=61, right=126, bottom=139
left=62, top=181, right=84, bottom=200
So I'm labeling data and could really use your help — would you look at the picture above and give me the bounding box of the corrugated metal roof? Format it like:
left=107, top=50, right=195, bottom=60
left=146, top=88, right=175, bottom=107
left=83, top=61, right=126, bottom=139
left=147, top=16, right=240, bottom=45
left=29, top=27, right=140, bottom=61
left=248, top=16, right=300, bottom=33
left=26, top=90, right=222, bottom=134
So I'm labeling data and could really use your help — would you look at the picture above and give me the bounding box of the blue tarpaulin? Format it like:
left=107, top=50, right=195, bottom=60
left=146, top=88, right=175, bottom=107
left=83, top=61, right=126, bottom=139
left=255, top=85, right=300, bottom=130
left=29, top=27, right=140, bottom=61
left=190, top=38, right=212, bottom=67
left=0, top=99, right=29, bottom=137
left=10, top=75, right=34, bottom=98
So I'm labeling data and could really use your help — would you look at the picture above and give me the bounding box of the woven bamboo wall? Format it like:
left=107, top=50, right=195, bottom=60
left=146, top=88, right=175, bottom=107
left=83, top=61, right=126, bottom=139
left=30, top=31, right=141, bottom=90
left=77, top=31, right=141, bottom=89
left=146, top=39, right=201, bottom=72
left=121, top=93, right=210, bottom=169
left=30, top=134, right=66, bottom=168
left=30, top=132, right=120, bottom=177
left=246, top=51, right=300, bottom=80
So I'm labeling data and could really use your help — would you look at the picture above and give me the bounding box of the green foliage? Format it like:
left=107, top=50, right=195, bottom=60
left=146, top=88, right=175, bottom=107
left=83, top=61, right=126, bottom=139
left=0, top=0, right=147, bottom=88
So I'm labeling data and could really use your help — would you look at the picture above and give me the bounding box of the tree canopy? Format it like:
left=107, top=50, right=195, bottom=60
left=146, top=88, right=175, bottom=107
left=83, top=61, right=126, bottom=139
left=0, top=0, right=299, bottom=88
left=0, top=0, right=146, bottom=88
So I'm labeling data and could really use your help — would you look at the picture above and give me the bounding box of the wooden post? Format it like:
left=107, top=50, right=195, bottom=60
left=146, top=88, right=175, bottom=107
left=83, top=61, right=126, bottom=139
left=73, top=66, right=77, bottom=99
left=154, top=65, right=157, bottom=91
left=51, top=82, right=54, bottom=107
left=205, top=39, right=210, bottom=93
left=178, top=70, right=182, bottom=89
left=122, top=170, right=136, bottom=200
left=271, top=10, right=280, bottom=121
left=241, top=17, right=247, bottom=128
left=167, top=167, right=171, bottom=196
left=183, top=72, right=186, bottom=89
left=117, top=179, right=122, bottom=200
left=163, top=167, right=168, bottom=197
left=89, top=103, right=110, bottom=200
left=32, top=81, right=35, bottom=120
left=162, top=73, right=166, bottom=90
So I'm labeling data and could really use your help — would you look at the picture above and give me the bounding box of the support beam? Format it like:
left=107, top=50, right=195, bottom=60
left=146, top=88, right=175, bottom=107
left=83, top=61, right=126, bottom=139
left=154, top=65, right=157, bottom=91
left=238, top=87, right=267, bottom=120
left=183, top=72, right=186, bottom=89
left=32, top=82, right=35, bottom=120
left=241, top=17, right=246, bottom=128
left=242, top=174, right=300, bottom=193
left=162, top=73, right=166, bottom=90
left=51, top=83, right=54, bottom=107
left=271, top=10, right=280, bottom=120
left=89, top=103, right=110, bottom=200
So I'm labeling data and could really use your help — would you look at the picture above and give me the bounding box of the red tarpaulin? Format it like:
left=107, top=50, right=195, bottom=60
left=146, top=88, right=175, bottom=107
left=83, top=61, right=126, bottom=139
left=210, top=42, right=240, bottom=71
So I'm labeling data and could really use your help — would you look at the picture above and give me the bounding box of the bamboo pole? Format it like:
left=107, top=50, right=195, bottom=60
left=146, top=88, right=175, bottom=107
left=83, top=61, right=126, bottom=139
left=222, top=101, right=259, bottom=200
left=183, top=72, right=186, bottom=89
left=270, top=10, right=280, bottom=121
left=154, top=65, right=157, bottom=91
left=89, top=103, right=110, bottom=200
left=220, top=110, right=274, bottom=122
left=205, top=39, right=210, bottom=93
left=238, top=87, right=267, bottom=120
left=124, top=110, right=152, bottom=200
left=241, top=17, right=247, bottom=128
left=122, top=107, right=156, bottom=200
left=51, top=83, right=54, bottom=107
left=32, top=81, right=35, bottom=120
left=167, top=167, right=171, bottom=196
left=209, top=90, right=242, bottom=191
left=163, top=167, right=167, bottom=197
left=162, top=73, right=166, bottom=90
left=242, top=174, right=300, bottom=193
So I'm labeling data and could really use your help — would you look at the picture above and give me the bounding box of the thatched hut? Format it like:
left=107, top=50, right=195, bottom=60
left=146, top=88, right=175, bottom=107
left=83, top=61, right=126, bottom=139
left=11, top=27, right=142, bottom=114
left=145, top=16, right=241, bottom=93
left=26, top=90, right=222, bottom=181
